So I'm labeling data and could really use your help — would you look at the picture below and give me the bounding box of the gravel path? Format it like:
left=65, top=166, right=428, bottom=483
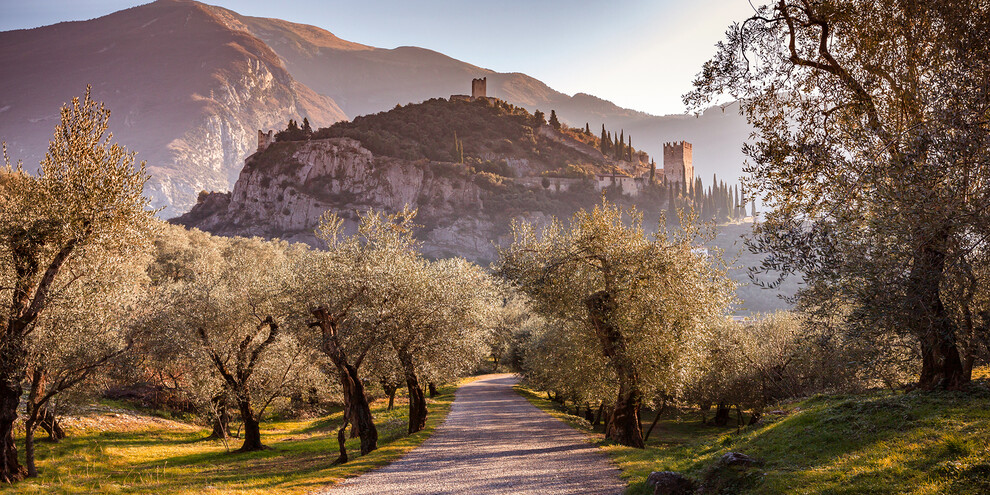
left=320, top=373, right=625, bottom=494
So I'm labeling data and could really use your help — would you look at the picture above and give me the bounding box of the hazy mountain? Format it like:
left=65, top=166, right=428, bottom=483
left=0, top=0, right=346, bottom=216
left=0, top=0, right=751, bottom=217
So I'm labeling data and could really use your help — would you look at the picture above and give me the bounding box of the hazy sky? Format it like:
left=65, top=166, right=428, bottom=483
left=0, top=0, right=757, bottom=116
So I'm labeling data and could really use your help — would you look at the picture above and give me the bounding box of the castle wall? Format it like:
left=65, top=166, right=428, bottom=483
left=515, top=176, right=585, bottom=192
left=595, top=174, right=641, bottom=197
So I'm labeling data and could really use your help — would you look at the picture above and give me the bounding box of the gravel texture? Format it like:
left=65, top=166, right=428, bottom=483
left=320, top=374, right=625, bottom=494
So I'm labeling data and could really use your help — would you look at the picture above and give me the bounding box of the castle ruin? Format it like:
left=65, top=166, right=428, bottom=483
left=662, top=141, right=693, bottom=185
left=257, top=129, right=274, bottom=152
left=472, top=77, right=487, bottom=99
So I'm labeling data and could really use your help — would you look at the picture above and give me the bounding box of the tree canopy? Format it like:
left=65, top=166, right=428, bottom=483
left=687, top=0, right=990, bottom=390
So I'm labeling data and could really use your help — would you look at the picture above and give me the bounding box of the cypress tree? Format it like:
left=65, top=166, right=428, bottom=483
left=735, top=185, right=743, bottom=218
left=534, top=110, right=546, bottom=126
left=585, top=122, right=591, bottom=134
left=549, top=110, right=561, bottom=130
left=666, top=183, right=678, bottom=226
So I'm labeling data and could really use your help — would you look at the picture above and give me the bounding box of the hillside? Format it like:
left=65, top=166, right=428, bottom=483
left=174, top=98, right=663, bottom=264
left=519, top=381, right=990, bottom=495
left=710, top=221, right=799, bottom=314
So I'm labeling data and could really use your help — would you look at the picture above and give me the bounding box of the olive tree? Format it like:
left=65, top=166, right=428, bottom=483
left=384, top=257, right=495, bottom=434
left=488, top=287, right=529, bottom=372
left=687, top=0, right=990, bottom=390
left=21, top=251, right=149, bottom=477
left=298, top=208, right=423, bottom=461
left=497, top=200, right=734, bottom=447
left=0, top=87, right=153, bottom=482
left=149, top=227, right=309, bottom=452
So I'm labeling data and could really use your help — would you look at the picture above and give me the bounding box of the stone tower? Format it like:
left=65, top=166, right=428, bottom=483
left=472, top=77, right=487, bottom=99
left=663, top=141, right=693, bottom=185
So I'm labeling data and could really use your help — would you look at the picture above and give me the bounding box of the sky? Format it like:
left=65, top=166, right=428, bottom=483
left=0, top=0, right=757, bottom=116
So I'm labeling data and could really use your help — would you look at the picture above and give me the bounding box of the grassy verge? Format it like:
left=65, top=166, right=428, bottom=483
left=4, top=382, right=462, bottom=494
left=514, top=382, right=990, bottom=494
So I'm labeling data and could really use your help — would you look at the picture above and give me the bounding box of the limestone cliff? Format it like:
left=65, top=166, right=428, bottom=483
left=175, top=138, right=565, bottom=263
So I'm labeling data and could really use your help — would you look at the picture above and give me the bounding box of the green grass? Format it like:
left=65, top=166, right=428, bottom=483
left=4, top=383, right=462, bottom=494
left=515, top=381, right=990, bottom=494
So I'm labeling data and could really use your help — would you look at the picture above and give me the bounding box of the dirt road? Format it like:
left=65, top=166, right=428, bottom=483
left=320, top=374, right=625, bottom=494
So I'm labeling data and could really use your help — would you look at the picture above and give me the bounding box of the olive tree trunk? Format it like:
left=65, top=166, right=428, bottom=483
left=206, top=392, right=230, bottom=441
left=39, top=409, right=65, bottom=442
left=911, top=243, right=967, bottom=390
left=0, top=354, right=27, bottom=482
left=310, top=308, right=378, bottom=457
left=585, top=290, right=644, bottom=448
left=198, top=317, right=281, bottom=452
left=397, top=349, right=427, bottom=434
left=236, top=396, right=264, bottom=452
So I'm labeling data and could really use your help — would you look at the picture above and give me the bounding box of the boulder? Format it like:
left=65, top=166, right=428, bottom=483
left=646, top=471, right=697, bottom=495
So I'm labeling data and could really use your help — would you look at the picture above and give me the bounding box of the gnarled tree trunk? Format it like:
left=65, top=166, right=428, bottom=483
left=585, top=290, right=644, bottom=448
left=311, top=308, right=377, bottom=457
left=712, top=403, right=731, bottom=426
left=206, top=392, right=230, bottom=441
left=380, top=378, right=398, bottom=412
left=198, top=317, right=281, bottom=452
left=338, top=362, right=377, bottom=454
left=911, top=243, right=967, bottom=390
left=39, top=409, right=65, bottom=442
left=0, top=356, right=27, bottom=482
left=236, top=396, right=264, bottom=452
left=397, top=349, right=428, bottom=434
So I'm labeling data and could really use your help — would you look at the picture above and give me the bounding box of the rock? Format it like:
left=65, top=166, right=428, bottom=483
left=173, top=138, right=570, bottom=264
left=646, top=471, right=696, bottom=495
left=718, top=452, right=764, bottom=468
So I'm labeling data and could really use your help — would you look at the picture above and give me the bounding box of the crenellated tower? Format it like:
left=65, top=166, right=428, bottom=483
left=662, top=141, right=693, bottom=185
left=471, top=77, right=487, bottom=99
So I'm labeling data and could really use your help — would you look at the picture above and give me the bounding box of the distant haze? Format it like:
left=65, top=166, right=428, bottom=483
left=0, top=0, right=757, bottom=117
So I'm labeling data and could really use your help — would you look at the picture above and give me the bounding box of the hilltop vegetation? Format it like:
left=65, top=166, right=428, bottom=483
left=276, top=97, right=651, bottom=177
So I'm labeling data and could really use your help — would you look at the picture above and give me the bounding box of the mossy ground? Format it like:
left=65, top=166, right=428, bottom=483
left=3, top=383, right=460, bottom=495
left=515, top=377, right=990, bottom=494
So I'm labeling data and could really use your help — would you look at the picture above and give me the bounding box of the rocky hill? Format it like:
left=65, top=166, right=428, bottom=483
left=174, top=98, right=662, bottom=264
left=0, top=0, right=750, bottom=218
left=203, top=3, right=753, bottom=188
